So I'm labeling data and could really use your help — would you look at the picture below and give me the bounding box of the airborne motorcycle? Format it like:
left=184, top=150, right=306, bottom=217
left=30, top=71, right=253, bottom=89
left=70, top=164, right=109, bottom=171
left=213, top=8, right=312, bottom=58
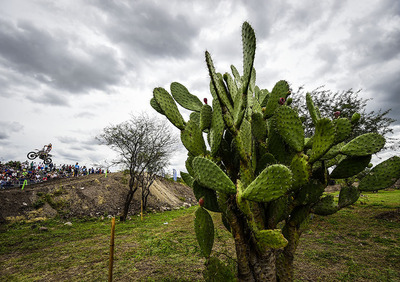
left=27, top=149, right=53, bottom=164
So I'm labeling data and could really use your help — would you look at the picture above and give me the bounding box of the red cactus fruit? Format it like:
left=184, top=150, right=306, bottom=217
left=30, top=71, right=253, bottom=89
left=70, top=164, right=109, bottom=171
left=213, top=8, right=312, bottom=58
left=279, top=97, right=285, bottom=105
left=334, top=111, right=341, bottom=118
left=199, top=197, right=205, bottom=207
left=204, top=98, right=208, bottom=105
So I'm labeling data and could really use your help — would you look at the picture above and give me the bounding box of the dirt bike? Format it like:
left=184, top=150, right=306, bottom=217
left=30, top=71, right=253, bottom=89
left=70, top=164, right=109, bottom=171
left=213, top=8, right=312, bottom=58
left=27, top=149, right=53, bottom=164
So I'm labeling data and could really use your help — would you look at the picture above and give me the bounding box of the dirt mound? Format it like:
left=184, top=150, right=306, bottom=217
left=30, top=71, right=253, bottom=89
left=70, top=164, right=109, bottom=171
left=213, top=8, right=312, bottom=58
left=0, top=172, right=196, bottom=222
left=374, top=208, right=400, bottom=222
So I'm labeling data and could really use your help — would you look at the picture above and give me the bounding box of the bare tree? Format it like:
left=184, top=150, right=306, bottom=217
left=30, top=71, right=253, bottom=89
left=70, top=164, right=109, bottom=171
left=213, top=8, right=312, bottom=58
left=97, top=114, right=176, bottom=221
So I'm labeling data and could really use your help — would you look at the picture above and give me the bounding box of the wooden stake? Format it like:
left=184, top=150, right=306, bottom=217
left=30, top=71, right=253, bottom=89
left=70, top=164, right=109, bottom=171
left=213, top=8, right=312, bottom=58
left=108, top=217, right=116, bottom=282
left=141, top=198, right=143, bottom=221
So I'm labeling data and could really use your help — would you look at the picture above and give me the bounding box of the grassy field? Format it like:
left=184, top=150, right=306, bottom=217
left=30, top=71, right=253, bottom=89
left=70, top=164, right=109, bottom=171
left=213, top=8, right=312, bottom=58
left=0, top=190, right=399, bottom=281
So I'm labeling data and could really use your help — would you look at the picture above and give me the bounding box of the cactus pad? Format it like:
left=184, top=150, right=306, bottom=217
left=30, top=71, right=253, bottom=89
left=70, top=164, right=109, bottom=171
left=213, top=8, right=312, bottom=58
left=150, top=98, right=164, bottom=115
left=358, top=156, right=400, bottom=191
left=333, top=118, right=352, bottom=144
left=194, top=206, right=214, bottom=258
left=311, top=194, right=338, bottom=216
left=153, top=87, right=185, bottom=130
left=240, top=119, right=252, bottom=157
left=290, top=153, right=310, bottom=189
left=181, top=119, right=207, bottom=156
left=205, top=52, right=233, bottom=113
left=338, top=185, right=360, bottom=208
left=170, top=82, right=203, bottom=112
left=192, top=157, right=236, bottom=194
left=185, top=155, right=195, bottom=177
left=224, top=72, right=238, bottom=102
left=351, top=112, right=361, bottom=124
left=255, top=229, right=288, bottom=249
left=256, top=153, right=276, bottom=175
left=180, top=171, right=194, bottom=188
left=330, top=155, right=371, bottom=179
left=190, top=112, right=200, bottom=126
left=321, top=142, right=343, bottom=160
left=274, top=106, right=304, bottom=152
left=200, top=104, right=213, bottom=131
left=252, top=112, right=267, bottom=141
left=242, top=21, right=256, bottom=93
left=209, top=98, right=225, bottom=156
left=309, top=118, right=335, bottom=163
left=242, top=164, right=293, bottom=203
left=267, top=121, right=295, bottom=165
left=306, top=93, right=321, bottom=125
left=295, top=179, right=325, bottom=206
left=193, top=181, right=221, bottom=212
left=341, top=133, right=385, bottom=157
left=264, top=80, right=290, bottom=117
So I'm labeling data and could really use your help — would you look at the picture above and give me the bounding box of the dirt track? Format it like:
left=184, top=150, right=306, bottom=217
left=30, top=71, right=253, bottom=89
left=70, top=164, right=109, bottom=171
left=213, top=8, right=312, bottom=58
left=0, top=172, right=196, bottom=222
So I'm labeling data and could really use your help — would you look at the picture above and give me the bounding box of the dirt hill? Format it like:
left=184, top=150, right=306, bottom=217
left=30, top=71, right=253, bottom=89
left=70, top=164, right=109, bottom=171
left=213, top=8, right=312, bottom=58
left=0, top=172, right=197, bottom=223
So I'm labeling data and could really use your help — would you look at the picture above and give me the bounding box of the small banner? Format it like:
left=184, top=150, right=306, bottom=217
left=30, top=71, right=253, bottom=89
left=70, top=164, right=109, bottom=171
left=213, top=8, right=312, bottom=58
left=173, top=169, right=177, bottom=181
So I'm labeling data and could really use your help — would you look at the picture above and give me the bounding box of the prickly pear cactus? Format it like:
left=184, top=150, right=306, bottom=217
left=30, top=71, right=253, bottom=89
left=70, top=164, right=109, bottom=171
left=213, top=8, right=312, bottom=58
left=150, top=21, right=400, bottom=281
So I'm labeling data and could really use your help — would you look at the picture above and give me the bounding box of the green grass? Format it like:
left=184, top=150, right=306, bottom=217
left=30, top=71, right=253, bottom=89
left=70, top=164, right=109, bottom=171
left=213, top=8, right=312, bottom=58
left=0, top=190, right=399, bottom=281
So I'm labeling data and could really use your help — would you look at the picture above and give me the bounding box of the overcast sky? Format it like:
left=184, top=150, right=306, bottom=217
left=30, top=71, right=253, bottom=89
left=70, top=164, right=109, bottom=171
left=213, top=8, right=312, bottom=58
left=0, top=0, right=399, bottom=174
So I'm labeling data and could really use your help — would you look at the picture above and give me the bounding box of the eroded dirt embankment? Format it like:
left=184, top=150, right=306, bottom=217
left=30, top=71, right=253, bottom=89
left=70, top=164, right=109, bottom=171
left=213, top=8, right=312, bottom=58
left=0, top=172, right=196, bottom=222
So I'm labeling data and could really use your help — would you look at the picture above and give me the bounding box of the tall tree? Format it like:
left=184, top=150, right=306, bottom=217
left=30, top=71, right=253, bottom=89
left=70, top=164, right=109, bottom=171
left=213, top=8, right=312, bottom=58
left=291, top=87, right=398, bottom=150
left=97, top=114, right=176, bottom=221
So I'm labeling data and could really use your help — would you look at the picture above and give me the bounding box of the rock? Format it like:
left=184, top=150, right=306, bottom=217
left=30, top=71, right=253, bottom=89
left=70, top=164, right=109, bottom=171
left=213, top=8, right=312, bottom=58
left=22, top=202, right=28, bottom=206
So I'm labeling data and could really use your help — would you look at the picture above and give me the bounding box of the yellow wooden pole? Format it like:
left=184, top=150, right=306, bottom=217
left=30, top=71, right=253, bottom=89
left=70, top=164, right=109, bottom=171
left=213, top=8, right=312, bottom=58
left=141, top=198, right=143, bottom=221
left=108, top=217, right=116, bottom=282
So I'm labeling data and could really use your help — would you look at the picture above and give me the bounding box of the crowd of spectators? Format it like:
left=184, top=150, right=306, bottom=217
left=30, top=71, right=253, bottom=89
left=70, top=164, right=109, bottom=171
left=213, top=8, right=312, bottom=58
left=0, top=160, right=109, bottom=189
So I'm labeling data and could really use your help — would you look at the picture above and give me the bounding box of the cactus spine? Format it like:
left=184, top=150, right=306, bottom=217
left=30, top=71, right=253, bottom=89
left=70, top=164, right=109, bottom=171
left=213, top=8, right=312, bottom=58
left=150, top=22, right=400, bottom=281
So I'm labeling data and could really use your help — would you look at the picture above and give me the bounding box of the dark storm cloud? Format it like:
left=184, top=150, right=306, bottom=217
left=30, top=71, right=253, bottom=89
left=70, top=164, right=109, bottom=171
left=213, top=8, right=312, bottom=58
left=57, top=149, right=80, bottom=162
left=0, top=132, right=9, bottom=140
left=348, top=25, right=400, bottom=69
left=0, top=121, right=23, bottom=141
left=344, top=0, right=400, bottom=70
left=238, top=0, right=287, bottom=38
left=340, top=0, right=400, bottom=125
left=0, top=19, right=125, bottom=94
left=370, top=71, right=400, bottom=125
left=240, top=0, right=345, bottom=41
left=27, top=92, right=70, bottom=106
left=92, top=1, right=199, bottom=59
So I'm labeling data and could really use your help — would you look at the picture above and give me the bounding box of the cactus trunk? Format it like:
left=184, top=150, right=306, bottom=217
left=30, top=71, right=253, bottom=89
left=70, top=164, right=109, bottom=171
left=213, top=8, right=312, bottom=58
left=227, top=202, right=277, bottom=281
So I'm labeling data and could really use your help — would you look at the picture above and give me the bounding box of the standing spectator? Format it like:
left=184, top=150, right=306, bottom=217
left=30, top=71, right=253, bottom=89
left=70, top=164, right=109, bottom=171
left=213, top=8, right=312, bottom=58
left=74, top=162, right=79, bottom=177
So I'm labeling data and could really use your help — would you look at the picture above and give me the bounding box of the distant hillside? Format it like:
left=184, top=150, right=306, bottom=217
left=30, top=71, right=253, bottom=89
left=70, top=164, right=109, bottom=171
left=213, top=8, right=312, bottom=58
left=0, top=172, right=196, bottom=222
